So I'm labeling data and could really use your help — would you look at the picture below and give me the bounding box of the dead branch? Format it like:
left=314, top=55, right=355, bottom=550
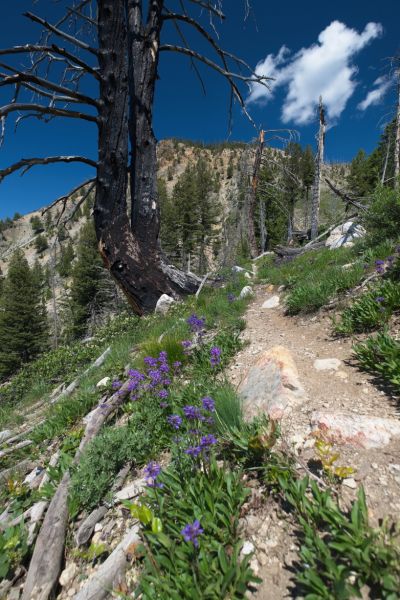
left=188, top=0, right=226, bottom=19
left=324, top=178, right=367, bottom=212
left=24, top=12, right=99, bottom=56
left=0, top=102, right=98, bottom=123
left=0, top=156, right=96, bottom=182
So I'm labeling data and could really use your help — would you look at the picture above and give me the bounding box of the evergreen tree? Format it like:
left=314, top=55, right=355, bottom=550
left=283, top=142, right=303, bottom=241
left=347, top=149, right=375, bottom=196
left=194, top=158, right=220, bottom=273
left=0, top=250, right=48, bottom=379
left=67, top=220, right=105, bottom=339
left=57, top=241, right=75, bottom=278
left=256, top=164, right=287, bottom=249
left=159, top=178, right=180, bottom=261
left=35, top=233, right=48, bottom=254
left=30, top=215, right=44, bottom=234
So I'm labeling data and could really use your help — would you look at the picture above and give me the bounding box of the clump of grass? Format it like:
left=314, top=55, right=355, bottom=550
left=353, top=331, right=400, bottom=392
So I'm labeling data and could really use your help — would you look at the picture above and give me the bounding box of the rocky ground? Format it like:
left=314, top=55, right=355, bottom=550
left=228, top=285, right=400, bottom=599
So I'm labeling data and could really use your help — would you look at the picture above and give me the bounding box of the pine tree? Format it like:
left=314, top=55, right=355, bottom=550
left=347, top=149, right=374, bottom=196
left=67, top=220, right=105, bottom=339
left=0, top=250, right=48, bottom=379
left=283, top=142, right=303, bottom=242
left=193, top=158, right=220, bottom=273
left=34, top=233, right=48, bottom=254
left=30, top=215, right=44, bottom=234
left=57, top=241, right=75, bottom=278
left=159, top=178, right=180, bottom=261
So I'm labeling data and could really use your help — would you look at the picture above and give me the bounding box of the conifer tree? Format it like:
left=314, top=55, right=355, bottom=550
left=67, top=220, right=105, bottom=339
left=57, top=241, right=75, bottom=278
left=0, top=250, right=48, bottom=379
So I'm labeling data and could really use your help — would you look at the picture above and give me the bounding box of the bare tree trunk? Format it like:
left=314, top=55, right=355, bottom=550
left=310, top=97, right=325, bottom=240
left=381, top=133, right=391, bottom=185
left=394, top=69, right=400, bottom=190
left=94, top=0, right=198, bottom=316
left=259, top=197, right=266, bottom=252
left=246, top=130, right=265, bottom=258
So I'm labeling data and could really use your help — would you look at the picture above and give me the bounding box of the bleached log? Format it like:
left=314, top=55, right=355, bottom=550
left=38, top=451, right=60, bottom=490
left=75, top=463, right=130, bottom=546
left=0, top=439, right=32, bottom=458
left=0, top=458, right=36, bottom=484
left=73, top=522, right=141, bottom=600
left=22, top=379, right=133, bottom=600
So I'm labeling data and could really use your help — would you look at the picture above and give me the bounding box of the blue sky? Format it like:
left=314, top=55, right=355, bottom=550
left=0, top=0, right=398, bottom=218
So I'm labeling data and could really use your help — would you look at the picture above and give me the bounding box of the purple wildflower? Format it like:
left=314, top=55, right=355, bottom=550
left=210, top=346, right=221, bottom=367
left=375, top=296, right=385, bottom=303
left=158, top=389, right=169, bottom=399
left=200, top=434, right=218, bottom=447
left=375, top=260, right=385, bottom=266
left=187, top=314, right=206, bottom=334
left=181, top=520, right=204, bottom=547
left=167, top=414, right=182, bottom=429
left=227, top=293, right=236, bottom=303
left=128, top=369, right=145, bottom=381
left=144, top=462, right=163, bottom=488
left=148, top=369, right=163, bottom=385
left=159, top=363, right=170, bottom=374
left=185, top=445, right=202, bottom=457
left=158, top=351, right=168, bottom=363
left=181, top=340, right=192, bottom=355
left=173, top=361, right=182, bottom=370
left=163, top=378, right=172, bottom=386
left=183, top=405, right=202, bottom=420
left=112, top=380, right=122, bottom=390
left=202, top=396, right=215, bottom=412
left=159, top=401, right=169, bottom=409
left=144, top=356, right=158, bottom=368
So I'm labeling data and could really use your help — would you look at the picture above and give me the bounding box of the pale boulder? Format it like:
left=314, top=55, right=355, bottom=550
left=311, top=412, right=400, bottom=449
left=239, top=286, right=254, bottom=300
left=326, top=221, right=365, bottom=249
left=262, top=295, right=280, bottom=309
left=96, top=376, right=110, bottom=388
left=155, top=294, right=176, bottom=315
left=313, top=358, right=342, bottom=371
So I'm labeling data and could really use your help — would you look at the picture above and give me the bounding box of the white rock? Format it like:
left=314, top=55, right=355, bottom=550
left=241, top=541, right=255, bottom=556
left=59, top=563, right=78, bottom=587
left=244, top=272, right=252, bottom=280
left=24, top=467, right=43, bottom=486
left=239, top=286, right=253, bottom=300
left=313, top=358, right=342, bottom=371
left=326, top=221, right=366, bottom=249
left=114, top=478, right=146, bottom=501
left=311, top=412, right=400, bottom=449
left=262, top=295, right=280, bottom=309
left=96, top=376, right=110, bottom=388
left=232, top=265, right=247, bottom=273
left=343, top=477, right=357, bottom=489
left=155, top=294, right=176, bottom=315
left=94, top=522, right=103, bottom=532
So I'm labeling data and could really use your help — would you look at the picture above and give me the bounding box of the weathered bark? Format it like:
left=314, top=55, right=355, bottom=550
left=94, top=0, right=199, bottom=316
left=245, top=130, right=264, bottom=258
left=310, top=97, right=325, bottom=240
left=21, top=380, right=135, bottom=600
left=395, top=69, right=400, bottom=190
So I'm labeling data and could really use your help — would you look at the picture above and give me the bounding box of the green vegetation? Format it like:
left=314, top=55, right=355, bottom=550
left=353, top=332, right=400, bottom=393
left=0, top=250, right=48, bottom=380
left=29, top=215, right=44, bottom=234
left=57, top=241, right=75, bottom=278
left=34, top=233, right=48, bottom=254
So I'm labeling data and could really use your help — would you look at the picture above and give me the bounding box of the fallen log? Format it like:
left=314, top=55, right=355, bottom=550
left=0, top=458, right=36, bottom=485
left=274, top=241, right=326, bottom=257
left=22, top=379, right=133, bottom=600
left=73, top=522, right=141, bottom=600
left=0, top=439, right=33, bottom=459
left=75, top=463, right=131, bottom=546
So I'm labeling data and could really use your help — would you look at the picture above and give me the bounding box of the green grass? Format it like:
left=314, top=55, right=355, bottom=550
left=353, top=331, right=400, bottom=393
left=256, top=240, right=398, bottom=315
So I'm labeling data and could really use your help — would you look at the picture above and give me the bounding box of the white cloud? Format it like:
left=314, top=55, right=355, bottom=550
left=357, top=75, right=392, bottom=111
left=248, top=20, right=383, bottom=125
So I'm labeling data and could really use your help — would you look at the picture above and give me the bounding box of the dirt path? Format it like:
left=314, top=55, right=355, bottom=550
left=227, top=284, right=400, bottom=599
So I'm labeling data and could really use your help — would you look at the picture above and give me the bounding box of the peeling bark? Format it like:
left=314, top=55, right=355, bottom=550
left=310, top=97, right=325, bottom=240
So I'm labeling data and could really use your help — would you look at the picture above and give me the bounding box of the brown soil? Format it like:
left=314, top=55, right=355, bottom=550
left=227, top=285, right=400, bottom=599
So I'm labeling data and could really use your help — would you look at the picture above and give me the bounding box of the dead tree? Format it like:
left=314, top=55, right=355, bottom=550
left=0, top=1, right=270, bottom=315
left=310, top=96, right=326, bottom=240
left=395, top=65, right=400, bottom=190
left=245, top=129, right=265, bottom=258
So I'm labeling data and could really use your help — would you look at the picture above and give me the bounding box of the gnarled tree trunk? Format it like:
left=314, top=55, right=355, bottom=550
left=310, top=97, right=325, bottom=240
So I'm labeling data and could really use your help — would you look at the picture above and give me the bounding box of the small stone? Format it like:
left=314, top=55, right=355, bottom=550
left=155, top=294, right=176, bottom=315
left=389, top=464, right=400, bottom=474
left=239, top=286, right=253, bottom=300
left=335, top=371, right=348, bottom=380
left=241, top=541, right=255, bottom=556
left=115, top=479, right=146, bottom=501
left=313, top=358, right=342, bottom=371
left=249, top=558, right=259, bottom=575
left=94, top=522, right=103, bottom=532
left=342, top=477, right=357, bottom=489
left=244, top=272, right=252, bottom=280
left=59, top=563, right=78, bottom=587
left=262, top=295, right=280, bottom=309
left=96, top=376, right=110, bottom=388
left=91, top=531, right=103, bottom=545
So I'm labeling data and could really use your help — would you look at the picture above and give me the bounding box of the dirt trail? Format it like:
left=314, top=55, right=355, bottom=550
left=227, top=284, right=400, bottom=599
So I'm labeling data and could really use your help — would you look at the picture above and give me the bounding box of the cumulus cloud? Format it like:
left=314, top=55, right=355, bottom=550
left=247, top=20, right=383, bottom=125
left=357, top=75, right=393, bottom=111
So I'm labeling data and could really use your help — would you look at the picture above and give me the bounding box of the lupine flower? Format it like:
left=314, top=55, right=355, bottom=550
left=387, top=256, right=395, bottom=263
left=375, top=296, right=385, bottom=303
left=112, top=380, right=122, bottom=389
left=185, top=445, right=202, bottom=457
left=158, top=389, right=169, bottom=399
left=173, top=361, right=182, bottom=370
left=227, top=293, right=236, bottom=303
left=183, top=405, right=202, bottom=420
left=130, top=393, right=138, bottom=402
left=159, top=401, right=169, bottom=409
left=144, top=462, right=163, bottom=488
left=128, top=369, right=145, bottom=381
left=163, top=378, right=172, bottom=386
left=148, top=369, right=163, bottom=385
left=127, top=379, right=139, bottom=392
left=167, top=415, right=182, bottom=429
left=210, top=346, right=221, bottom=367
left=181, top=340, right=192, bottom=354
left=200, top=434, right=218, bottom=447
left=202, top=396, right=215, bottom=412
left=375, top=260, right=385, bottom=266
left=204, top=416, right=215, bottom=426
left=159, top=363, right=170, bottom=374
left=181, top=520, right=204, bottom=547
left=158, top=351, right=168, bottom=363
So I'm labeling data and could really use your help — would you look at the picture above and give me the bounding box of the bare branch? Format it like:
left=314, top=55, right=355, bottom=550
left=0, top=67, right=99, bottom=108
left=324, top=178, right=367, bottom=212
left=0, top=44, right=100, bottom=80
left=0, top=156, right=97, bottom=182
left=0, top=103, right=98, bottom=123
left=63, top=181, right=96, bottom=225
left=42, top=178, right=96, bottom=225
left=24, top=12, right=99, bottom=56
left=187, top=0, right=225, bottom=19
